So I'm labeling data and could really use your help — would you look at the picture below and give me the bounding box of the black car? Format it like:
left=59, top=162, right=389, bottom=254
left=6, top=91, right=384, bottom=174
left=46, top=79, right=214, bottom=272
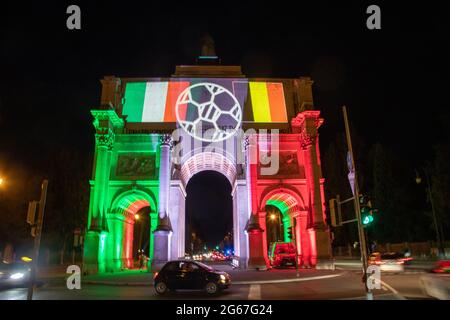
left=154, top=260, right=231, bottom=295
left=0, top=262, right=31, bottom=288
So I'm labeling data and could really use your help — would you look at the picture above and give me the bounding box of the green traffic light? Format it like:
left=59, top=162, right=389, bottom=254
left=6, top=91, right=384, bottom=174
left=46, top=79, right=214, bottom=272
left=362, top=215, right=370, bottom=225
left=362, top=214, right=374, bottom=225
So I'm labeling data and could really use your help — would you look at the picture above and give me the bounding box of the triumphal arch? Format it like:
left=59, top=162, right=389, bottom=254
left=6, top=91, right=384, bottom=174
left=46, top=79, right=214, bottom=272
left=83, top=60, right=332, bottom=274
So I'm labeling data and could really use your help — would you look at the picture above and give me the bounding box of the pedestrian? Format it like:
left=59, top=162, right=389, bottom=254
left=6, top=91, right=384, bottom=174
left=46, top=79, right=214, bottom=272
left=138, top=250, right=145, bottom=270
left=370, top=241, right=377, bottom=253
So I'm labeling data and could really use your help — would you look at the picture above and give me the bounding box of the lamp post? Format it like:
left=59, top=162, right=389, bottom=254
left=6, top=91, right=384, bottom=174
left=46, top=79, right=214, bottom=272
left=415, top=168, right=446, bottom=259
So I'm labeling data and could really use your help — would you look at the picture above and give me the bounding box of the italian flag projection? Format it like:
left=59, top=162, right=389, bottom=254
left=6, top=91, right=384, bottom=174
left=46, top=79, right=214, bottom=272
left=122, top=81, right=190, bottom=122
left=121, top=79, right=288, bottom=124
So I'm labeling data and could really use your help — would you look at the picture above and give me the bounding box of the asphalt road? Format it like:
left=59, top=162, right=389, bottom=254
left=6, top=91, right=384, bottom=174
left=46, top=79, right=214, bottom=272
left=0, top=271, right=434, bottom=300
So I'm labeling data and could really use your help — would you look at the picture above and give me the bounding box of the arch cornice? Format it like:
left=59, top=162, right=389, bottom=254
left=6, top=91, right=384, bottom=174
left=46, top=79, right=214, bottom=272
left=259, top=185, right=306, bottom=216
left=110, top=187, right=157, bottom=219
left=180, top=151, right=237, bottom=188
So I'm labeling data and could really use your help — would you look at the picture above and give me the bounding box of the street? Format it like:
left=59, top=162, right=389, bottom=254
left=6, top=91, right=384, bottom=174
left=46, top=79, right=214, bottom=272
left=0, top=268, right=434, bottom=300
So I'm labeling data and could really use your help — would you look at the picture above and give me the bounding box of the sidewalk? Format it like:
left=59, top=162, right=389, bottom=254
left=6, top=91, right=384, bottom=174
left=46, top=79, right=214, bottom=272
left=334, top=259, right=436, bottom=270
left=81, top=266, right=341, bottom=286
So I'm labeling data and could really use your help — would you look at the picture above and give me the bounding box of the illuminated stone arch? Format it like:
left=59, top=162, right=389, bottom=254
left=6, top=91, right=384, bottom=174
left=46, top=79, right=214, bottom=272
left=180, top=151, right=237, bottom=187
left=258, top=187, right=312, bottom=266
left=105, top=188, right=158, bottom=271
left=110, top=188, right=157, bottom=218
left=259, top=187, right=306, bottom=216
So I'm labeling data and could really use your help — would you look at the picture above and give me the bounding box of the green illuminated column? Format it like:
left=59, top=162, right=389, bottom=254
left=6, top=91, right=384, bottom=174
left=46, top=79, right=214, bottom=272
left=282, top=215, right=291, bottom=242
left=89, top=132, right=114, bottom=230
left=149, top=212, right=158, bottom=266
left=152, top=134, right=173, bottom=270
left=84, top=127, right=114, bottom=274
left=84, top=110, right=124, bottom=274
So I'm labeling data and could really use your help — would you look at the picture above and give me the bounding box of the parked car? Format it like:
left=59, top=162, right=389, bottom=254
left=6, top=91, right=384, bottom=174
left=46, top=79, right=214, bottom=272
left=268, top=242, right=296, bottom=268
left=153, top=260, right=231, bottom=295
left=368, top=252, right=405, bottom=272
left=0, top=261, right=32, bottom=288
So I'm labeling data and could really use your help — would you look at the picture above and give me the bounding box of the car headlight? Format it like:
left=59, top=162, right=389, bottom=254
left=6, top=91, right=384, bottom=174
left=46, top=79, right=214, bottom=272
left=10, top=272, right=25, bottom=280
left=220, top=274, right=226, bottom=281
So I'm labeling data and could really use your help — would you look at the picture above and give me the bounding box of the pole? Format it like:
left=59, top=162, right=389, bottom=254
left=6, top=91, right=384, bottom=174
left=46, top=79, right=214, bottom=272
left=424, top=169, right=446, bottom=258
left=27, top=180, right=48, bottom=300
left=342, top=106, right=372, bottom=300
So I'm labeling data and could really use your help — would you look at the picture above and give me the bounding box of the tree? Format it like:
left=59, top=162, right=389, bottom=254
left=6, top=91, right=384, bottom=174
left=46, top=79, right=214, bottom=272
left=431, top=143, right=450, bottom=243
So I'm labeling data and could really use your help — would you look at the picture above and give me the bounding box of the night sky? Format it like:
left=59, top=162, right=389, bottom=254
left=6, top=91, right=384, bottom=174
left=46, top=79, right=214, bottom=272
left=1, top=2, right=448, bottom=244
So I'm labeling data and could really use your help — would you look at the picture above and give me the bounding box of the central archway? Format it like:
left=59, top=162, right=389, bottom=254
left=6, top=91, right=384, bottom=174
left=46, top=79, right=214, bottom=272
left=168, top=150, right=247, bottom=265
left=185, top=170, right=233, bottom=257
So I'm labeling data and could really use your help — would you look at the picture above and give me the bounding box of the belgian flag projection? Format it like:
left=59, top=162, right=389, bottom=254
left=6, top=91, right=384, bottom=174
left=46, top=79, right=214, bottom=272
left=122, top=79, right=288, bottom=125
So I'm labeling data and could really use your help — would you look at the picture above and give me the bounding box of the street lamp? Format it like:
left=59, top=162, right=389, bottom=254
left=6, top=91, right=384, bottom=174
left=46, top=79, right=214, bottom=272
left=415, top=168, right=446, bottom=259
left=0, top=177, right=4, bottom=186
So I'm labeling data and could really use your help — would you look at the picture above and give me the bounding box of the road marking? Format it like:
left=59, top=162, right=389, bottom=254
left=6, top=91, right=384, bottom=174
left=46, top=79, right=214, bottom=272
left=339, top=293, right=403, bottom=300
left=248, top=284, right=261, bottom=300
left=233, top=273, right=343, bottom=285
left=380, top=279, right=406, bottom=300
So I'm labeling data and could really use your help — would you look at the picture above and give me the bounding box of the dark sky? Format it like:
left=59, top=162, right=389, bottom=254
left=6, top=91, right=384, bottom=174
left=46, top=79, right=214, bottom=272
left=0, top=2, right=448, bottom=242
left=1, top=2, right=448, bottom=160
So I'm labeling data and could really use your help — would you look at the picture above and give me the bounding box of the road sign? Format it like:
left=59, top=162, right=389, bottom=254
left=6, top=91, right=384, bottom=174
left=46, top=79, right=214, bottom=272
left=27, top=201, right=38, bottom=225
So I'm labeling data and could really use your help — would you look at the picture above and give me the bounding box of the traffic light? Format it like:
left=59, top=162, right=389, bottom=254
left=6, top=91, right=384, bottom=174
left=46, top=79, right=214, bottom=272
left=359, top=195, right=376, bottom=226
left=287, top=227, right=294, bottom=240
left=329, top=197, right=342, bottom=227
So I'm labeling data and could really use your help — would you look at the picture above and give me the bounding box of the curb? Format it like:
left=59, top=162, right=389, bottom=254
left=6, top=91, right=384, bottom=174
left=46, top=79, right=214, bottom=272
left=82, top=272, right=344, bottom=287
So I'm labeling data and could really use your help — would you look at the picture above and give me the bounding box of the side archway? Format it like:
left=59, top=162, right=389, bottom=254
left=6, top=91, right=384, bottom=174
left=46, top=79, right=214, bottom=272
left=259, top=188, right=314, bottom=267
left=105, top=189, right=158, bottom=271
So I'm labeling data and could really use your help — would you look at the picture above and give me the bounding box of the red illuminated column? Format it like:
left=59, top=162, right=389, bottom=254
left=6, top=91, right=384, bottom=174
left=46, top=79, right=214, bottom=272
left=295, top=111, right=332, bottom=265
left=293, top=214, right=303, bottom=266
left=123, top=218, right=134, bottom=269
left=259, top=211, right=270, bottom=264
left=299, top=214, right=312, bottom=267
left=245, top=135, right=269, bottom=270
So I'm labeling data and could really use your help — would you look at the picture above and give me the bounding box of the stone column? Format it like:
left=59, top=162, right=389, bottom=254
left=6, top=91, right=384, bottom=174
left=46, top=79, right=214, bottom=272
left=152, top=134, right=173, bottom=270
left=89, top=131, right=114, bottom=231
left=244, top=136, right=269, bottom=270
left=295, top=111, right=332, bottom=265
left=293, top=214, right=303, bottom=266
left=84, top=111, right=119, bottom=274
left=298, top=214, right=311, bottom=267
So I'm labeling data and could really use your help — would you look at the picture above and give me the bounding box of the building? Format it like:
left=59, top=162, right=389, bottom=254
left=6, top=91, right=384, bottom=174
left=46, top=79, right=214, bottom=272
left=83, top=58, right=332, bottom=274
